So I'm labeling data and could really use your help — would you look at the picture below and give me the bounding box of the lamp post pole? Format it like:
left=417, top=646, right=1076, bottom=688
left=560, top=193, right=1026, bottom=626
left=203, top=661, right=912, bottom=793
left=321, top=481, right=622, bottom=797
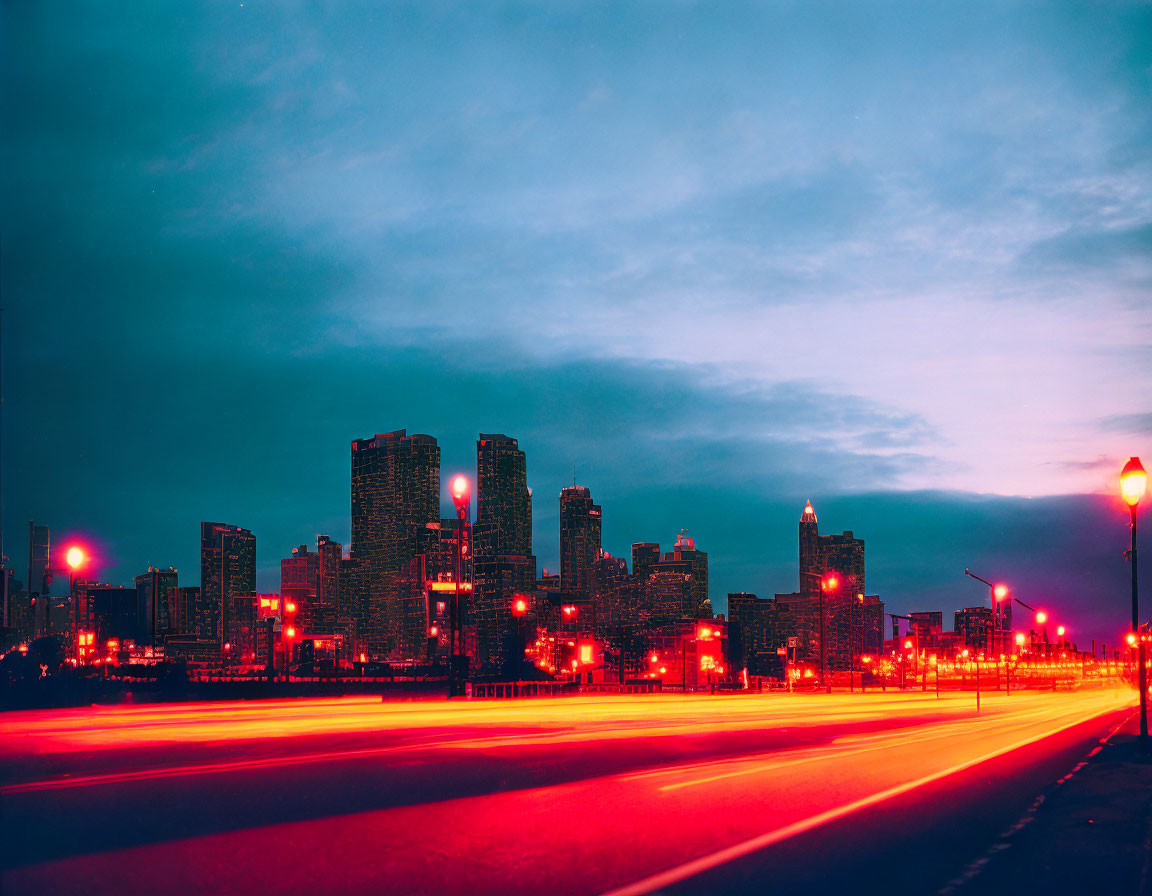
left=1121, top=457, right=1148, bottom=749
left=820, top=575, right=838, bottom=694
left=449, top=475, right=471, bottom=699
left=1132, top=501, right=1147, bottom=745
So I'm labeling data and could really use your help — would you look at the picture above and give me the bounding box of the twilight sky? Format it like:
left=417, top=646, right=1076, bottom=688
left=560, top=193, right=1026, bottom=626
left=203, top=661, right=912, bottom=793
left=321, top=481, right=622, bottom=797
left=3, top=2, right=1150, bottom=643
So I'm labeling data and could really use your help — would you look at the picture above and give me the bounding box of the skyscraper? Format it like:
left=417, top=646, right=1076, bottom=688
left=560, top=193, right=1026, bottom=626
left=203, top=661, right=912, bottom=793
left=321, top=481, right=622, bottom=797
left=281, top=544, right=320, bottom=632
left=798, top=501, right=865, bottom=596
left=799, top=501, right=820, bottom=592
left=350, top=430, right=441, bottom=657
left=134, top=566, right=178, bottom=649
left=476, top=434, right=532, bottom=559
left=662, top=531, right=709, bottom=617
left=559, top=486, right=601, bottom=598
left=198, top=522, right=256, bottom=646
left=316, top=535, right=342, bottom=613
left=28, top=522, right=50, bottom=636
left=631, top=543, right=660, bottom=583
left=351, top=431, right=441, bottom=573
left=473, top=434, right=536, bottom=675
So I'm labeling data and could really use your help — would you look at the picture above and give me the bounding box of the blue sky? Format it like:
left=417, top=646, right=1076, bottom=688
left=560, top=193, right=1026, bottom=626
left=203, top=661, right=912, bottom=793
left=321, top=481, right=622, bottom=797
left=3, top=2, right=1150, bottom=642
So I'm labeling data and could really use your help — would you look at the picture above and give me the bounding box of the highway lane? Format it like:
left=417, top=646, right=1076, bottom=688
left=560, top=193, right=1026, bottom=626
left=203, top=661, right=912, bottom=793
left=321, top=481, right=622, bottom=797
left=0, top=688, right=1136, bottom=895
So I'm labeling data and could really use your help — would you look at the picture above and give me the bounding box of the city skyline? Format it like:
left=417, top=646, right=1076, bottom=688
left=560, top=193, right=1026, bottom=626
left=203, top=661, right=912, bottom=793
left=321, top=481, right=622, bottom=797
left=5, top=426, right=1140, bottom=648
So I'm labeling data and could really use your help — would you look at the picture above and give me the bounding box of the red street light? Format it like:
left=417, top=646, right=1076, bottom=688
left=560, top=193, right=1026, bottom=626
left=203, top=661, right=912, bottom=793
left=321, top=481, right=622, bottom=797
left=65, top=546, right=86, bottom=570
left=1035, top=610, right=1048, bottom=625
left=993, top=584, right=1009, bottom=601
left=821, top=574, right=840, bottom=592
left=1121, top=457, right=1147, bottom=508
left=450, top=474, right=470, bottom=514
left=1120, top=457, right=1148, bottom=748
left=1056, top=625, right=1066, bottom=638
left=511, top=597, right=528, bottom=616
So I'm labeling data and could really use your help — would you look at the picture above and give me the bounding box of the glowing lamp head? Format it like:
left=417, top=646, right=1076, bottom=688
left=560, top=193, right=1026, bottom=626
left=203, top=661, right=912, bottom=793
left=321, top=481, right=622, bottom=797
left=1056, top=625, right=1065, bottom=637
left=65, top=546, right=85, bottom=570
left=821, top=574, right=839, bottom=592
left=993, top=584, right=1009, bottom=600
left=512, top=597, right=528, bottom=616
left=429, top=626, right=438, bottom=637
left=1015, top=633, right=1025, bottom=646
left=904, top=639, right=913, bottom=650
left=1121, top=457, right=1147, bottom=508
left=1129, top=633, right=1138, bottom=647
left=285, top=626, right=296, bottom=639
left=1035, top=610, right=1047, bottom=625
left=450, top=474, right=471, bottom=512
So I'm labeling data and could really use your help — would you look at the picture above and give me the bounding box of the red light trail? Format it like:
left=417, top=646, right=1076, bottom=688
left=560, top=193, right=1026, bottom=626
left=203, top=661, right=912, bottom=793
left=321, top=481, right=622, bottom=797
left=0, top=689, right=1135, bottom=895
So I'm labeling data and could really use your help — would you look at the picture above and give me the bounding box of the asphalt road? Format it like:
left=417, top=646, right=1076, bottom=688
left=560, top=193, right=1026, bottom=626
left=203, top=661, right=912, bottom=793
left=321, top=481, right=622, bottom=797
left=0, top=688, right=1136, bottom=896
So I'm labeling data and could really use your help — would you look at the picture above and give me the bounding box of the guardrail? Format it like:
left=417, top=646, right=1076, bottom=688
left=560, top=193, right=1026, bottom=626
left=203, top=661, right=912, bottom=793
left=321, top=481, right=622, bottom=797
left=469, top=681, right=577, bottom=699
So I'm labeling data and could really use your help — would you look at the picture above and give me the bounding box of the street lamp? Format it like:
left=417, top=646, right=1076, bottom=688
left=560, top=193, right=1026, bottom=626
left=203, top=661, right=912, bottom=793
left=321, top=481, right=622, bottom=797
left=964, top=570, right=1011, bottom=656
left=820, top=574, right=839, bottom=693
left=449, top=474, right=471, bottom=698
left=64, top=546, right=87, bottom=649
left=1121, top=456, right=1147, bottom=747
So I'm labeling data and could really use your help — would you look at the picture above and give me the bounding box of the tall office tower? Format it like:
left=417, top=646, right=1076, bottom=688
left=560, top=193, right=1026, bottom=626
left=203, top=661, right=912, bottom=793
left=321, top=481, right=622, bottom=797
left=134, top=566, right=178, bottom=649
left=316, top=535, right=342, bottom=611
left=282, top=544, right=321, bottom=631
left=665, top=531, right=709, bottom=617
left=645, top=569, right=693, bottom=628
left=84, top=585, right=139, bottom=645
left=590, top=553, right=631, bottom=640
left=727, top=592, right=780, bottom=677
left=170, top=586, right=199, bottom=637
left=472, top=554, right=537, bottom=674
left=799, top=501, right=820, bottom=592
left=351, top=430, right=440, bottom=657
left=821, top=531, right=865, bottom=597
left=476, top=434, right=532, bottom=559
left=199, top=522, right=256, bottom=646
left=337, top=556, right=369, bottom=655
left=798, top=501, right=865, bottom=596
left=631, top=543, right=661, bottom=583
left=559, top=486, right=601, bottom=598
left=28, top=522, right=50, bottom=636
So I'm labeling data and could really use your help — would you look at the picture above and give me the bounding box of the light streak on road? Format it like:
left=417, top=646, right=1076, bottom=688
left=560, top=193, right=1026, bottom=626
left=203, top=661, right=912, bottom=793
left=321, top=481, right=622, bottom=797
left=0, top=688, right=1136, bottom=896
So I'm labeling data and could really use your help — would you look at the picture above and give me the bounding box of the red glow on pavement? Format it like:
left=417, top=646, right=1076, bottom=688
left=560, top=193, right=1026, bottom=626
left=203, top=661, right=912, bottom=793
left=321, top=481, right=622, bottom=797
left=0, top=690, right=1134, bottom=896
